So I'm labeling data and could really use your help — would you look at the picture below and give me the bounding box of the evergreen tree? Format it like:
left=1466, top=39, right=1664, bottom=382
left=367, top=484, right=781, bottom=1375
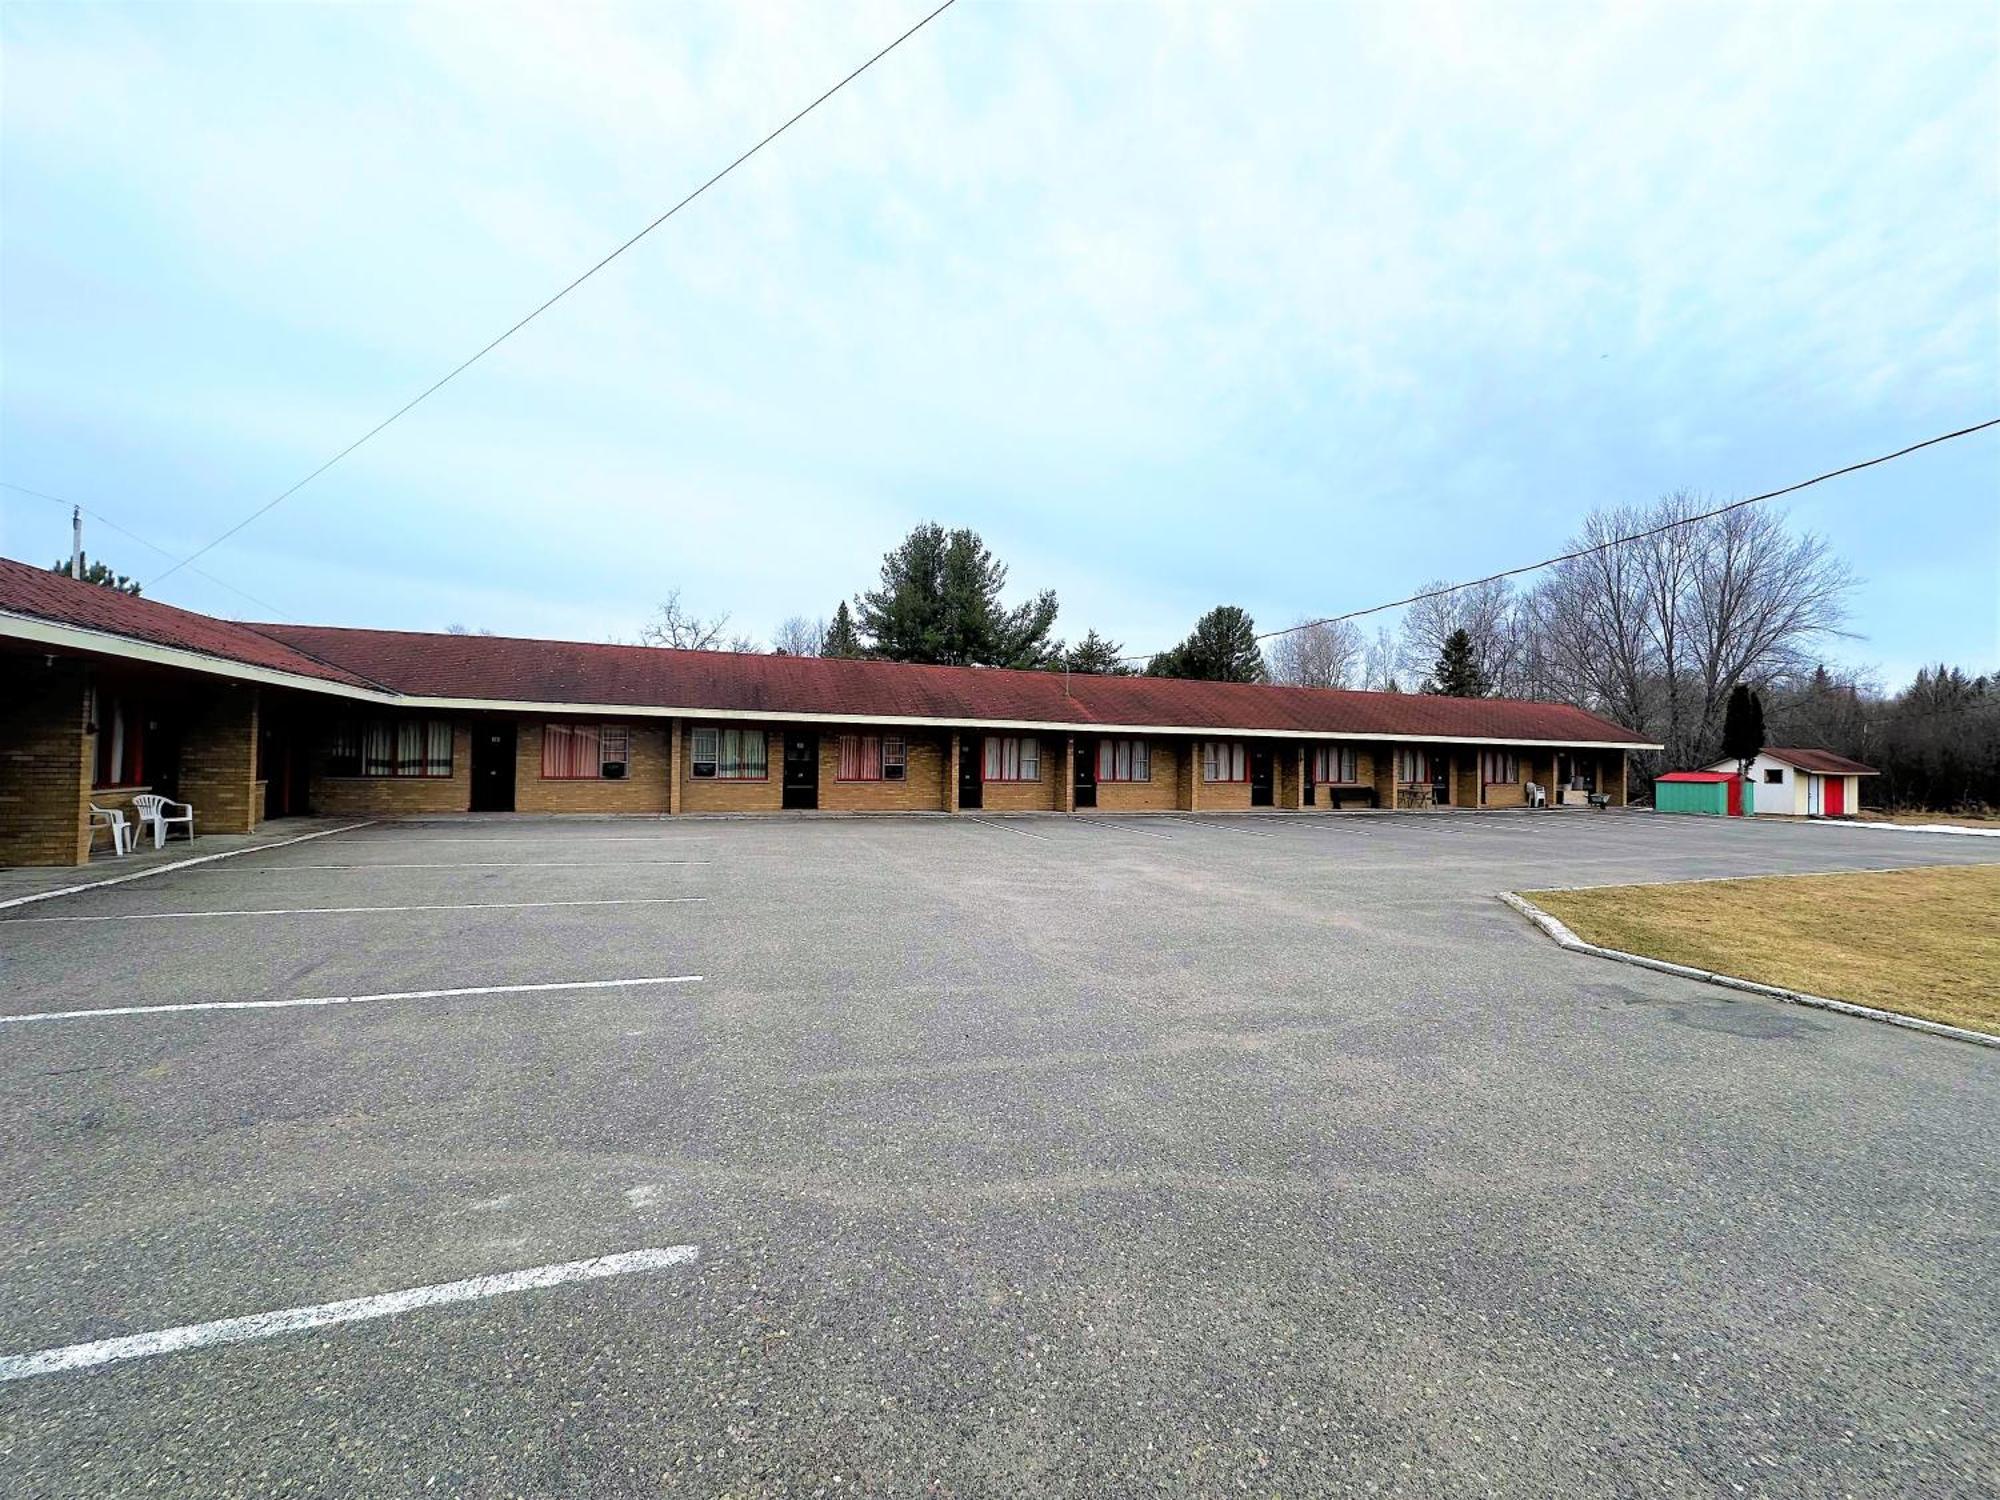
left=853, top=523, right=1058, bottom=667
left=823, top=601, right=863, bottom=659
left=48, top=552, right=140, bottom=595
left=1720, top=683, right=1765, bottom=777
left=1146, top=606, right=1267, bottom=682
left=1421, top=628, right=1491, bottom=697
left=1061, top=629, right=1133, bottom=676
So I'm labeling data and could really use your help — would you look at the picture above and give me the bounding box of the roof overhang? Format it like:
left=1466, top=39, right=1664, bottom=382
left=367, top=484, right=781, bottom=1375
left=1, top=612, right=1662, bottom=752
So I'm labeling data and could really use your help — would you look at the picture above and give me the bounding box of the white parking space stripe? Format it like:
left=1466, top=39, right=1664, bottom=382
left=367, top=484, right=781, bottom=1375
left=0, top=1246, right=700, bottom=1382
left=1068, top=817, right=1175, bottom=840
left=0, top=975, right=704, bottom=1026
left=1159, top=817, right=1276, bottom=838
left=965, top=816, right=1053, bottom=842
left=2, top=897, right=707, bottom=924
left=0, top=822, right=374, bottom=912
left=185, top=861, right=712, bottom=871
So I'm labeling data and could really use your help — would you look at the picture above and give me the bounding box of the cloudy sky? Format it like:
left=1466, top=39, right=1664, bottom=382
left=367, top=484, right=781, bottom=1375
left=1, top=1, right=1993, bottom=684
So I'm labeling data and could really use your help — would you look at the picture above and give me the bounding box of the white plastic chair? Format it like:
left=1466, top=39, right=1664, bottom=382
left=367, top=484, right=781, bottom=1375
left=1525, top=782, right=1547, bottom=809
left=130, top=793, right=195, bottom=849
left=88, top=804, right=134, bottom=856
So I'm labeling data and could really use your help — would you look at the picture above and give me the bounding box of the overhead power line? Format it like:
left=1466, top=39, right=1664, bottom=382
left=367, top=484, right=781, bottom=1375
left=1, top=479, right=294, bottom=619
left=1125, top=417, right=2000, bottom=663
left=148, top=0, right=959, bottom=588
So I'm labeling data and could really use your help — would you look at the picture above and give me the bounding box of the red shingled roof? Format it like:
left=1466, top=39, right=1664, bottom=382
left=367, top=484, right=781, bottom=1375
left=0, top=554, right=1653, bottom=743
left=0, top=556, right=380, bottom=690
left=253, top=622, right=1652, bottom=743
left=1762, top=746, right=1879, bottom=776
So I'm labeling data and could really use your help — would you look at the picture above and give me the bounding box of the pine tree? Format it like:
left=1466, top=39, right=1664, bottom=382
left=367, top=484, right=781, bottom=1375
left=1061, top=629, right=1133, bottom=675
left=48, top=552, right=140, bottom=595
left=853, top=523, right=1058, bottom=667
left=1421, top=628, right=1490, bottom=697
left=1721, top=683, right=1765, bottom=778
left=823, top=601, right=863, bottom=659
left=1146, top=606, right=1266, bottom=682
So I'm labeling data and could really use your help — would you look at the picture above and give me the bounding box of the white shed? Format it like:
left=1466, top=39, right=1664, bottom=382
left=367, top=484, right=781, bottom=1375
left=1703, top=746, right=1877, bottom=818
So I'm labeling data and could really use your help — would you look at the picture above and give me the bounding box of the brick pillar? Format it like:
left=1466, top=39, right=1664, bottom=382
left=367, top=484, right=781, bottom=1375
left=667, top=718, right=682, bottom=814
left=1611, top=752, right=1628, bottom=806
left=1288, top=745, right=1306, bottom=809
left=945, top=735, right=960, bottom=812
left=1181, top=739, right=1201, bottom=811
left=1060, top=736, right=1075, bottom=813
left=0, top=656, right=92, bottom=866
left=1373, top=744, right=1398, bottom=811
left=178, top=682, right=261, bottom=834
left=1453, top=754, right=1478, bottom=810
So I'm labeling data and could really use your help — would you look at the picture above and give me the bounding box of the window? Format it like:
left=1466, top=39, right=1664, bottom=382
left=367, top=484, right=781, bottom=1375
left=983, top=735, right=1040, bottom=782
left=91, top=690, right=146, bottom=788
left=1480, top=751, right=1519, bottom=784
left=1313, top=745, right=1358, bottom=784
left=1397, top=748, right=1432, bottom=784
left=1202, top=741, right=1247, bottom=782
left=1763, top=767, right=1784, bottom=784
left=1096, top=739, right=1151, bottom=782
left=837, top=734, right=907, bottom=782
left=543, top=723, right=630, bottom=779
left=689, top=726, right=767, bottom=779
left=327, top=719, right=453, bottom=778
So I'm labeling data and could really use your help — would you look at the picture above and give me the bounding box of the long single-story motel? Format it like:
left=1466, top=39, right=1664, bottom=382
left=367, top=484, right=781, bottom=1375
left=0, top=557, right=1660, bottom=867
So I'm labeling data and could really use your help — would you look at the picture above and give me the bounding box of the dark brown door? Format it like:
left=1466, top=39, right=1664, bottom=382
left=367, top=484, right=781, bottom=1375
left=958, top=736, right=982, bottom=810
left=782, top=733, right=819, bottom=810
left=471, top=722, right=515, bottom=811
left=1249, top=746, right=1274, bottom=807
left=1074, top=740, right=1097, bottom=809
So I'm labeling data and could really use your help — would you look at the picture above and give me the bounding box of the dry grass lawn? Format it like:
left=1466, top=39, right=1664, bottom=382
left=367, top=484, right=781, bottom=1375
left=1525, top=864, right=2000, bottom=1035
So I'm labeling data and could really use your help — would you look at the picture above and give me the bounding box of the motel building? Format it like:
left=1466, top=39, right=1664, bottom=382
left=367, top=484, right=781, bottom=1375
left=0, top=558, right=1659, bottom=867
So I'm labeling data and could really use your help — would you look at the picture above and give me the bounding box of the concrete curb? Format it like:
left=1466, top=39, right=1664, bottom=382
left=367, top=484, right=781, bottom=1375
left=0, top=821, right=375, bottom=913
left=1498, top=890, right=1999, bottom=1050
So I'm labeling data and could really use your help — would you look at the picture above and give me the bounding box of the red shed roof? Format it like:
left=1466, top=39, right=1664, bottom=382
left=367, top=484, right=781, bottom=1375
left=0, top=553, right=1656, bottom=745
left=1657, top=771, right=1736, bottom=783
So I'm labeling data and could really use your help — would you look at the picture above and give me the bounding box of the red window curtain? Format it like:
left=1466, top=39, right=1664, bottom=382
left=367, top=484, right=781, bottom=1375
left=542, top=723, right=600, bottom=778
left=838, top=735, right=882, bottom=781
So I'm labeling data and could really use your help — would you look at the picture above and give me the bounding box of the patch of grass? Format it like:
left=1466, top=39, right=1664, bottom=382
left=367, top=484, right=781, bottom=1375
left=1524, top=865, right=2000, bottom=1035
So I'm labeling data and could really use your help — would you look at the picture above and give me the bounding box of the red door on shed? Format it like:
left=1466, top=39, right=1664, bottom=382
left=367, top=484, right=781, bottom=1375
left=1823, top=775, right=1845, bottom=817
left=1725, top=776, right=1743, bottom=816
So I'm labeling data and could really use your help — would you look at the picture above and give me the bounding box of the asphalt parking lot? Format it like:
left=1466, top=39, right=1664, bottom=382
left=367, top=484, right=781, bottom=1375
left=1, top=810, right=1994, bottom=1498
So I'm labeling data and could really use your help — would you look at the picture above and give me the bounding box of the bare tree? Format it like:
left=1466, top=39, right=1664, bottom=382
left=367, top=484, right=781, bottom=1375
left=1267, top=617, right=1364, bottom=688
left=771, top=615, right=827, bottom=657
left=638, top=590, right=760, bottom=653
left=1398, top=577, right=1520, bottom=695
left=1521, top=493, right=1855, bottom=776
left=1362, top=625, right=1401, bottom=691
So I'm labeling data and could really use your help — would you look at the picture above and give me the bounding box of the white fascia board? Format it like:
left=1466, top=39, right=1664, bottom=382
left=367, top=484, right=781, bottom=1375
left=2, top=613, right=1660, bottom=752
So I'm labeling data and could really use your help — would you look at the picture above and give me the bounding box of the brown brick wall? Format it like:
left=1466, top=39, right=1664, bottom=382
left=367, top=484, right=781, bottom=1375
left=1092, top=739, right=1181, bottom=812
left=680, top=725, right=783, bottom=813
left=178, top=683, right=261, bottom=835
left=515, top=720, right=671, bottom=814
left=0, top=656, right=92, bottom=866
left=975, top=733, right=1062, bottom=812
left=1298, top=744, right=1378, bottom=810
left=817, top=730, right=948, bottom=813
left=310, top=722, right=474, bottom=815
left=1194, top=739, right=1253, bottom=811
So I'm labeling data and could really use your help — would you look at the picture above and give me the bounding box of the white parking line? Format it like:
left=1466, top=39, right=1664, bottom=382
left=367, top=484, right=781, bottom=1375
left=0, top=1245, right=700, bottom=1382
left=965, top=816, right=1053, bottom=842
left=1068, top=817, right=1175, bottom=840
left=1159, top=817, right=1276, bottom=838
left=0, top=822, right=374, bottom=913
left=0, top=975, right=704, bottom=1026
left=185, top=861, right=712, bottom=871
left=1, top=897, right=707, bottom=925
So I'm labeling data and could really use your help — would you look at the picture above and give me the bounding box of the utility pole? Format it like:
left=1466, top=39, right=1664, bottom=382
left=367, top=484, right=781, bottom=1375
left=71, top=507, right=83, bottom=579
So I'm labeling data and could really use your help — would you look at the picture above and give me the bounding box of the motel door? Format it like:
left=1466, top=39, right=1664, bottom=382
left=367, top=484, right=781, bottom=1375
left=1249, top=746, right=1275, bottom=807
left=958, top=735, right=983, bottom=810
left=782, top=733, right=819, bottom=810
left=470, top=722, right=516, bottom=811
left=1074, top=739, right=1097, bottom=809
left=1432, top=755, right=1451, bottom=807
